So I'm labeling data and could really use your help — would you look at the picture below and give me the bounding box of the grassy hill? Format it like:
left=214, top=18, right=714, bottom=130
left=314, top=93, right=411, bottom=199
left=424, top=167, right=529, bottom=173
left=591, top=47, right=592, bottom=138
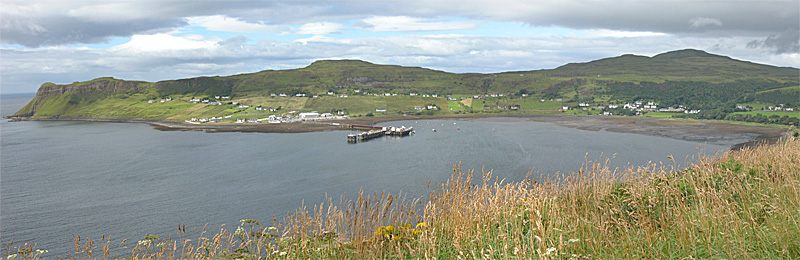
left=12, top=49, right=799, bottom=122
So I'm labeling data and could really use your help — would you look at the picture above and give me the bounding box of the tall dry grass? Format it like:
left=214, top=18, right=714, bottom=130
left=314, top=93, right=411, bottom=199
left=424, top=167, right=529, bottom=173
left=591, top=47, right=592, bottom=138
left=3, top=137, right=799, bottom=259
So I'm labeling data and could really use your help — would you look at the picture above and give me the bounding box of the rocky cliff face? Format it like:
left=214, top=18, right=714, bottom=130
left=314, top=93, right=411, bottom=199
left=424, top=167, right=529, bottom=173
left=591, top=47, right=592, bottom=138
left=34, top=78, right=146, bottom=98
left=12, top=78, right=148, bottom=117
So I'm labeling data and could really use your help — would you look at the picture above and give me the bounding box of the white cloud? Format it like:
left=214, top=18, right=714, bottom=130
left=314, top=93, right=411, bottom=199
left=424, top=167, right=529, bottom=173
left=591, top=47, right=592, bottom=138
left=295, top=22, right=345, bottom=35
left=689, top=17, right=723, bottom=29
left=109, top=33, right=220, bottom=53
left=356, top=16, right=481, bottom=32
left=186, top=15, right=287, bottom=33
left=584, top=29, right=669, bottom=38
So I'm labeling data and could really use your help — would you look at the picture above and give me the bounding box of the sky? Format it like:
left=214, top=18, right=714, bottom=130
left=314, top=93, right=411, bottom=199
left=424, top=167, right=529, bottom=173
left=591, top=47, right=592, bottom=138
left=1, top=0, right=798, bottom=94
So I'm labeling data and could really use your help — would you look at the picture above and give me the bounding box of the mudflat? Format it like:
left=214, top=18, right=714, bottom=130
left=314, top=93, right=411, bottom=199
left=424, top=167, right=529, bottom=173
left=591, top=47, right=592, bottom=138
left=9, top=114, right=788, bottom=149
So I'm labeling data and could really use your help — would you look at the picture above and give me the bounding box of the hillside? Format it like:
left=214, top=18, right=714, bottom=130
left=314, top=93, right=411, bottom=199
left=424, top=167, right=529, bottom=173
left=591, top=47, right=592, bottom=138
left=11, top=49, right=799, bottom=123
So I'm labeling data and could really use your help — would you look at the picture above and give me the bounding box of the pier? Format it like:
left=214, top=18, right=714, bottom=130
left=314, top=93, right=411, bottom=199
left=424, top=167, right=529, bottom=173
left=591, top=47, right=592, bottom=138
left=347, top=126, right=414, bottom=143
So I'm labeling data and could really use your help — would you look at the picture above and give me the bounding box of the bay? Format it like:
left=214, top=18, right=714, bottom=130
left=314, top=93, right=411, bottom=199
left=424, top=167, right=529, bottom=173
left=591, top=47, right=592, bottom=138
left=1, top=94, right=730, bottom=256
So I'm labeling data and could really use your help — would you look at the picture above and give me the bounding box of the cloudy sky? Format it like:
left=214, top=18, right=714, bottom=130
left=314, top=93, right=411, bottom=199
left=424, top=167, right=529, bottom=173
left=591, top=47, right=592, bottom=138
left=1, top=0, right=798, bottom=94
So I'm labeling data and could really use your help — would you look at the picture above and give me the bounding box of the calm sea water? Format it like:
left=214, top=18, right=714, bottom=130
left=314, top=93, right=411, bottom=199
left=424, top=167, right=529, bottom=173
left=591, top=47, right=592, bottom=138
left=1, top=94, right=732, bottom=256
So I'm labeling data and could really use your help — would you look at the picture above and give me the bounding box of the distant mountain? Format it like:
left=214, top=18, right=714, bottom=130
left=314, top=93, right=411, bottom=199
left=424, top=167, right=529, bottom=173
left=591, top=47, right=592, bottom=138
left=551, top=49, right=797, bottom=79
left=12, top=49, right=799, bottom=120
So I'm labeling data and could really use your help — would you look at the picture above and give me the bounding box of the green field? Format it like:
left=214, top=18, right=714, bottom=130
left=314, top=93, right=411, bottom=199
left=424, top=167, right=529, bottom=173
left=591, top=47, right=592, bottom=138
left=643, top=112, right=682, bottom=118
left=731, top=111, right=800, bottom=118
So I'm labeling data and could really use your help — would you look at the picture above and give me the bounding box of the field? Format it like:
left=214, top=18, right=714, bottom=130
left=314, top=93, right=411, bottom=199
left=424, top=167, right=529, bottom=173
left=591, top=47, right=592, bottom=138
left=731, top=111, right=799, bottom=118
left=643, top=112, right=682, bottom=118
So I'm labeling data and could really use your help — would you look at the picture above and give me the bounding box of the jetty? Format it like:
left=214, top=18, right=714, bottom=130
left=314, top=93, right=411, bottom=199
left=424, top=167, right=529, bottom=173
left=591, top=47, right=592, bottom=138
left=347, top=126, right=414, bottom=143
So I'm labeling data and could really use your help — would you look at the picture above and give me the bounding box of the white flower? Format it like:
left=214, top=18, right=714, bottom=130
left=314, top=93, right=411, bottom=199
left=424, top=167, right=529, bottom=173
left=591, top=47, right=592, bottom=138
left=279, top=251, right=287, bottom=256
left=544, top=247, right=557, bottom=256
left=35, top=249, right=48, bottom=255
left=567, top=238, right=580, bottom=243
left=7, top=254, right=18, bottom=260
left=234, top=226, right=245, bottom=236
left=267, top=226, right=278, bottom=232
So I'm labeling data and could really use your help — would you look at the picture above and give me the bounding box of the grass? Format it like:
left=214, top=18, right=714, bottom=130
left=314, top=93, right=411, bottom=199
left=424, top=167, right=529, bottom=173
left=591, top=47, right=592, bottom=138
left=5, top=136, right=798, bottom=259
left=731, top=111, right=800, bottom=118
left=643, top=112, right=682, bottom=118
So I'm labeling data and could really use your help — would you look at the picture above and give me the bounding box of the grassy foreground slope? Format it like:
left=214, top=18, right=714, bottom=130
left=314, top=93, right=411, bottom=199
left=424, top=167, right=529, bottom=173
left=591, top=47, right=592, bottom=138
left=6, top=138, right=798, bottom=259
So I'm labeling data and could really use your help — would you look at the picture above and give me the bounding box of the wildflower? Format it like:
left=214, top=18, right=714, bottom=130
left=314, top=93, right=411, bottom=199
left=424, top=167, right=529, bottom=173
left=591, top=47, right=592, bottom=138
left=138, top=240, right=152, bottom=245
left=416, top=222, right=427, bottom=229
left=35, top=249, right=48, bottom=255
left=279, top=251, right=287, bottom=256
left=567, top=238, right=580, bottom=243
left=7, top=254, right=17, bottom=260
left=156, top=242, right=166, bottom=248
left=544, top=247, right=557, bottom=256
left=385, top=225, right=395, bottom=232
left=234, top=226, right=245, bottom=236
left=374, top=227, right=386, bottom=236
left=267, top=226, right=278, bottom=232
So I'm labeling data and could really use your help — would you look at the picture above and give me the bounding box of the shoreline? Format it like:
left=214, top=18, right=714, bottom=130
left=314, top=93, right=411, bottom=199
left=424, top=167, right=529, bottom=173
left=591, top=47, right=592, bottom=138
left=5, top=114, right=788, bottom=149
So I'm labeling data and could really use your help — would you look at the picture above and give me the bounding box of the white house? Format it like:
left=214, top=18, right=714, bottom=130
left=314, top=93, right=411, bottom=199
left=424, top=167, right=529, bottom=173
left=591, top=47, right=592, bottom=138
left=299, top=112, right=320, bottom=119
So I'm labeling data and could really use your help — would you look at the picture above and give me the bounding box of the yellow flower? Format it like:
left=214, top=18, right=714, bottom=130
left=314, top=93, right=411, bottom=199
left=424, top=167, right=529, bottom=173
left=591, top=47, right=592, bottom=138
left=374, top=227, right=386, bottom=236
left=416, top=222, right=427, bottom=229
left=385, top=225, right=395, bottom=232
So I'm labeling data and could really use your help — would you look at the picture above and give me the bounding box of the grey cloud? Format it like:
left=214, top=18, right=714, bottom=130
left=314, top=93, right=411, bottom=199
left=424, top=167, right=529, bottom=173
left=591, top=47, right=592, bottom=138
left=424, top=0, right=797, bottom=36
left=1, top=14, right=186, bottom=47
left=746, top=29, right=799, bottom=54
left=3, top=0, right=798, bottom=47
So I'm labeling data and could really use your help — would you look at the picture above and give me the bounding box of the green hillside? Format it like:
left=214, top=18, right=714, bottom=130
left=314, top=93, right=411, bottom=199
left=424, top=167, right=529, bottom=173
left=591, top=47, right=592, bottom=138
left=11, top=49, right=799, bottom=123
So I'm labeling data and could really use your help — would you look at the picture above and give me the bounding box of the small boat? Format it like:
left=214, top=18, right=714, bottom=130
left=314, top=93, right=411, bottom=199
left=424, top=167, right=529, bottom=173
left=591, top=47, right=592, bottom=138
left=432, top=128, right=436, bottom=132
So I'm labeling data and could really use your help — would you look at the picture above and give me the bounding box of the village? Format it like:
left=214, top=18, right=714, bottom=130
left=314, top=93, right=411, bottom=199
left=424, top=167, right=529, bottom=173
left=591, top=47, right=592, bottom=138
left=144, top=88, right=796, bottom=125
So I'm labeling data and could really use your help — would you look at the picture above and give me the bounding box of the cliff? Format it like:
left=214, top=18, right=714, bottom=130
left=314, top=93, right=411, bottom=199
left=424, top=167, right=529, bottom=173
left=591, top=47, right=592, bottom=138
left=13, top=78, right=149, bottom=117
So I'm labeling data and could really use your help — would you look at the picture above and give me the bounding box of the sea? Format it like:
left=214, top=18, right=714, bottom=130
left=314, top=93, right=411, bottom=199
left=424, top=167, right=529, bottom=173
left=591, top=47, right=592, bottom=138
left=1, top=93, right=734, bottom=257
